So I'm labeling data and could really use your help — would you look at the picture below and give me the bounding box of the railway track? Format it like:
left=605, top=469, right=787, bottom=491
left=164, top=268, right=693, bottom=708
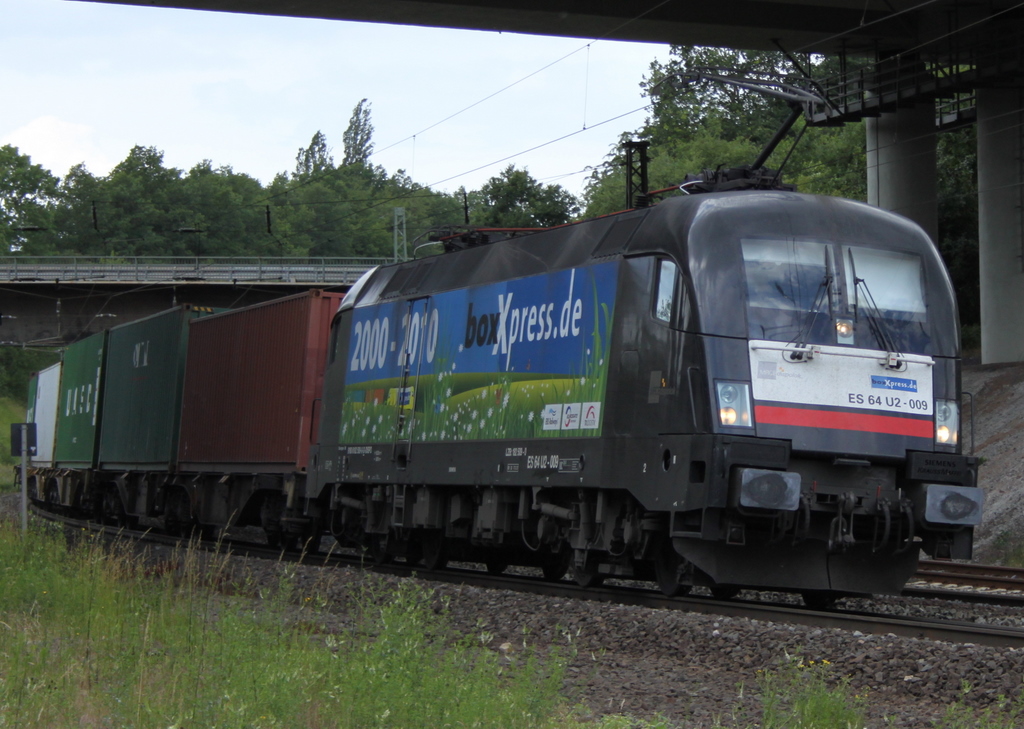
left=915, top=559, right=1024, bottom=591
left=33, top=505, right=1024, bottom=650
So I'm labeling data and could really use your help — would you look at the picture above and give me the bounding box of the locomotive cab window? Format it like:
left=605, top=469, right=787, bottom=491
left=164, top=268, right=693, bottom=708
left=654, top=259, right=679, bottom=323
left=741, top=238, right=931, bottom=354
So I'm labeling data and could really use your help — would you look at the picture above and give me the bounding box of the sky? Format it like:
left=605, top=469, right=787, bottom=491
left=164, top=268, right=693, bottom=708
left=1, top=0, right=671, bottom=197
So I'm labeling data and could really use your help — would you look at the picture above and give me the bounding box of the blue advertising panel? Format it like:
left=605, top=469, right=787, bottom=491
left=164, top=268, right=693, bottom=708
left=340, top=261, right=618, bottom=443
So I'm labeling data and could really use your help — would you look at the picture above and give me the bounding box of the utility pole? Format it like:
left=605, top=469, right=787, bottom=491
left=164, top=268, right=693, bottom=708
left=393, top=207, right=407, bottom=262
left=10, top=423, right=35, bottom=534
left=624, top=141, right=651, bottom=209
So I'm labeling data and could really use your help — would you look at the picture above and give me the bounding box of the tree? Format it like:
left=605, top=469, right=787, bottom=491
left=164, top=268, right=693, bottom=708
left=0, top=145, right=59, bottom=254
left=343, top=99, right=374, bottom=168
left=641, top=46, right=796, bottom=150
left=936, top=126, right=979, bottom=325
left=295, top=131, right=334, bottom=178
left=474, top=166, right=580, bottom=228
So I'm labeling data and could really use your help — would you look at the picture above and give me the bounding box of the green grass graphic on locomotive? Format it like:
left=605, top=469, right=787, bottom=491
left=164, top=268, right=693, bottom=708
left=339, top=295, right=613, bottom=444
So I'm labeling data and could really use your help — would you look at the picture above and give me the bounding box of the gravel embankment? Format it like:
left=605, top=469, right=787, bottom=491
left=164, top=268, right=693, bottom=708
left=5, top=492, right=1024, bottom=727
left=963, top=362, right=1024, bottom=561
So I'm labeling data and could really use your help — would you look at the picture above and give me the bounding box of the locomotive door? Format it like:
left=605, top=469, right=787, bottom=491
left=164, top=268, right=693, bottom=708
left=391, top=295, right=437, bottom=469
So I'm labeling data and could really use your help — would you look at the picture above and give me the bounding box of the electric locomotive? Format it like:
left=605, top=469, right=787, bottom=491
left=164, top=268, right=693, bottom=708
left=309, top=189, right=982, bottom=603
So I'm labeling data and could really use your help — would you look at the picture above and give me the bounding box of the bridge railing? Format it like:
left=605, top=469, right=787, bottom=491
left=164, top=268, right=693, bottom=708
left=0, top=256, right=390, bottom=285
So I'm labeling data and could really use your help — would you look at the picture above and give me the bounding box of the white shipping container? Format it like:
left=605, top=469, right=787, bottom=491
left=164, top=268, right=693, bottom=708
left=28, top=362, right=61, bottom=466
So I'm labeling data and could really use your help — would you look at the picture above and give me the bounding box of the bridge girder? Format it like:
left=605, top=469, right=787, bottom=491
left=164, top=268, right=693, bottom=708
left=74, top=0, right=1012, bottom=57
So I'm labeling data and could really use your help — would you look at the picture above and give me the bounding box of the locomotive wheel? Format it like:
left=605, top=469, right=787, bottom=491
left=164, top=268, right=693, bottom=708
left=485, top=556, right=509, bottom=575
left=654, top=541, right=691, bottom=597
left=541, top=548, right=571, bottom=582
left=710, top=586, right=740, bottom=600
left=801, top=590, right=839, bottom=610
left=419, top=530, right=448, bottom=571
left=366, top=534, right=393, bottom=565
left=570, top=550, right=604, bottom=588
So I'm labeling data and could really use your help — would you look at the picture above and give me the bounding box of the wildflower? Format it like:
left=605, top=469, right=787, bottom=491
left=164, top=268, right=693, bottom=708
left=528, top=411, right=535, bottom=422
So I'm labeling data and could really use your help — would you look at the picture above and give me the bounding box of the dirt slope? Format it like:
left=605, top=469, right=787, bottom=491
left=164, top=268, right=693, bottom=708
left=962, top=362, right=1024, bottom=562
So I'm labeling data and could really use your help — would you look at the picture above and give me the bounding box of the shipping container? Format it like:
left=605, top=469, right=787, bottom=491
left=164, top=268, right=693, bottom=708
left=98, top=305, right=215, bottom=471
left=178, top=290, right=343, bottom=472
left=54, top=331, right=108, bottom=468
left=25, top=362, right=61, bottom=466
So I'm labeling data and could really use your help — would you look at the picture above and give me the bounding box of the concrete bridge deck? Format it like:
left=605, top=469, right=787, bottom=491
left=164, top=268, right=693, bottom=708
left=0, top=257, right=385, bottom=347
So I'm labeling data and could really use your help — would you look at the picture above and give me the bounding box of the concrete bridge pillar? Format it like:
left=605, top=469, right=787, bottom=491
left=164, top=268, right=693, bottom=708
left=866, top=104, right=939, bottom=244
left=977, top=88, right=1024, bottom=364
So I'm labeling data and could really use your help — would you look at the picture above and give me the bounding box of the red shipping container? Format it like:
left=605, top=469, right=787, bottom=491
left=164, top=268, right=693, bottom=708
left=178, top=290, right=344, bottom=472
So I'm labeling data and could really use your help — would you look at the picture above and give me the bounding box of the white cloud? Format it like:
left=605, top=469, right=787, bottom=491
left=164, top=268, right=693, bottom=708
left=1, top=116, right=110, bottom=177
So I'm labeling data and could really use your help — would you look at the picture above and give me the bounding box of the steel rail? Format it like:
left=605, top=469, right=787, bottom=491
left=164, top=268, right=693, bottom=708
left=915, top=559, right=1024, bottom=592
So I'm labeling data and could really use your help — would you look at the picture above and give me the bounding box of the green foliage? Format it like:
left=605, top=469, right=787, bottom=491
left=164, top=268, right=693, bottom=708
left=934, top=681, right=1024, bottom=728
left=758, top=655, right=866, bottom=728
left=0, top=524, right=573, bottom=728
left=0, top=396, right=24, bottom=489
left=584, top=126, right=757, bottom=217
left=0, top=145, right=59, bottom=255
left=0, top=348, right=59, bottom=403
left=641, top=46, right=795, bottom=150
left=475, top=165, right=580, bottom=227
left=296, top=130, right=335, bottom=178
left=342, top=99, right=375, bottom=168
left=937, top=126, right=979, bottom=325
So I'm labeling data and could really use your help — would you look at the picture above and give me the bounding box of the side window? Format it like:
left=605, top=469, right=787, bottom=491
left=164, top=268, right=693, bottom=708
left=328, top=317, right=343, bottom=364
left=654, top=259, right=678, bottom=323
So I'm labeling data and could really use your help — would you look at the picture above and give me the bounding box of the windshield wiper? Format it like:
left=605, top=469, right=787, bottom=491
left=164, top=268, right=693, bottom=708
left=788, top=247, right=833, bottom=349
left=851, top=270, right=904, bottom=367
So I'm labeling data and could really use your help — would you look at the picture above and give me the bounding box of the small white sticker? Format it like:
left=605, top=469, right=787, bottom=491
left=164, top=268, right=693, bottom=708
left=581, top=402, right=601, bottom=429
left=542, top=404, right=563, bottom=431
left=561, top=403, right=581, bottom=430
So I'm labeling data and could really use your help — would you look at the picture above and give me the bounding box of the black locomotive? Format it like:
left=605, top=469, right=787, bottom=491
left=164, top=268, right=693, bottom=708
left=310, top=189, right=982, bottom=603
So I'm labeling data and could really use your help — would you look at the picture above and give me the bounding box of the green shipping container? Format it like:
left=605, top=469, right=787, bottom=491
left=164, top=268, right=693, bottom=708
left=54, top=331, right=108, bottom=468
left=98, top=305, right=213, bottom=471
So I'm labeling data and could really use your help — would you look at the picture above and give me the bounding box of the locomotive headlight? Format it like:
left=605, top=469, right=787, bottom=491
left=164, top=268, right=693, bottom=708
left=924, top=484, right=984, bottom=526
left=835, top=318, right=854, bottom=344
left=716, top=381, right=753, bottom=428
left=935, top=399, right=959, bottom=445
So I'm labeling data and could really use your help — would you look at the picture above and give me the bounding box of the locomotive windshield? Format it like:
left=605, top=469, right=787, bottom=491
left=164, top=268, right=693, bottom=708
left=742, top=238, right=930, bottom=353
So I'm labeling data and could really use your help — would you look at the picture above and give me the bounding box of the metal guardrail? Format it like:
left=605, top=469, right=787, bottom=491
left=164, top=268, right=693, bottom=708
left=0, top=256, right=389, bottom=285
